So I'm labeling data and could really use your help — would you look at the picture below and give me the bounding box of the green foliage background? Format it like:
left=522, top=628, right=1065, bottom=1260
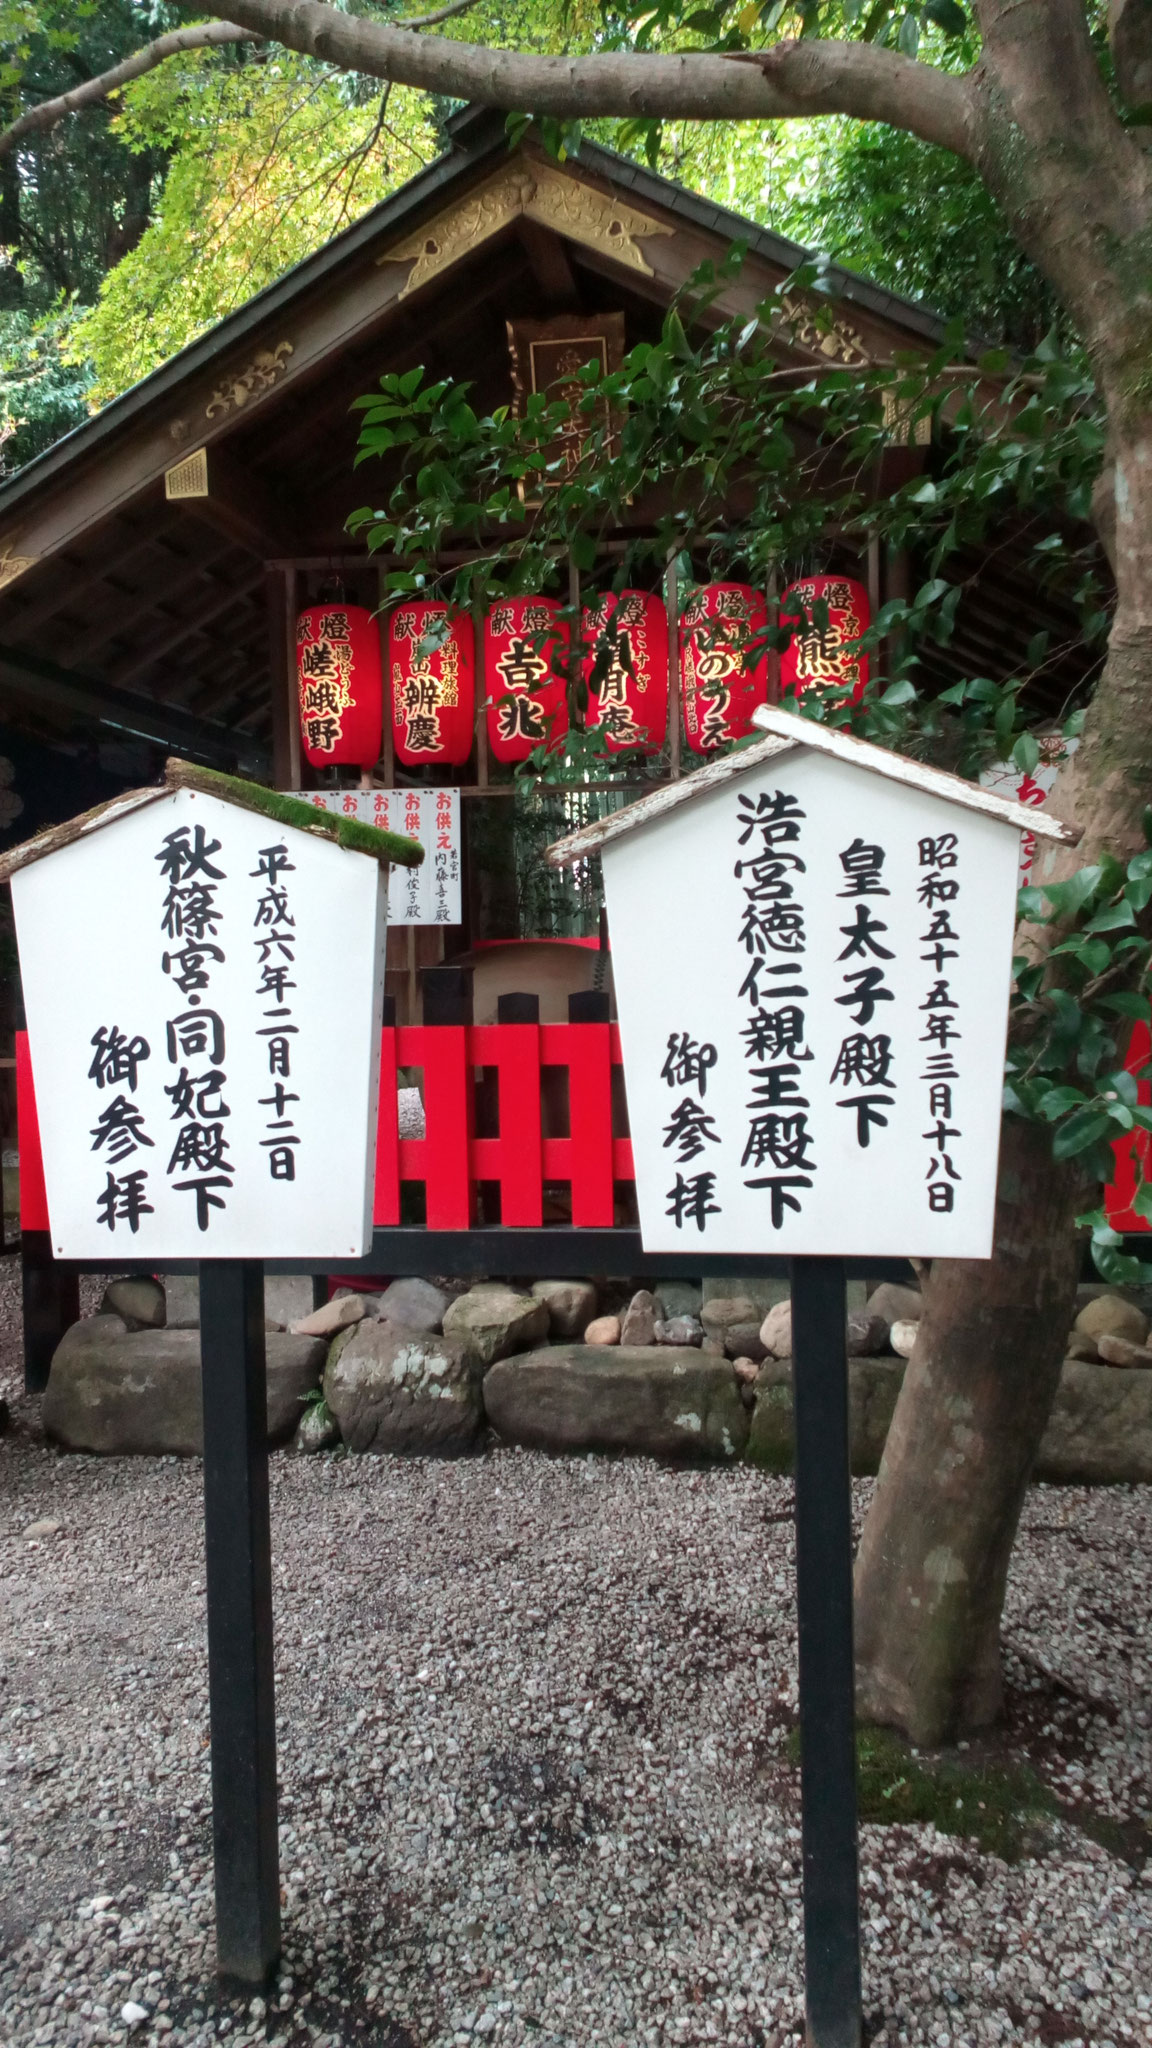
left=0, top=0, right=1059, bottom=466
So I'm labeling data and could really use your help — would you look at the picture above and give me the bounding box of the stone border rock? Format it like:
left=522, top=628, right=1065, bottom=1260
left=36, top=1273, right=1152, bottom=1485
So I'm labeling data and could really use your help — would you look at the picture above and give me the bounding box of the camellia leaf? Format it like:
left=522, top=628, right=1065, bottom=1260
left=1083, top=901, right=1137, bottom=933
left=1052, top=1108, right=1114, bottom=1158
left=1100, top=991, right=1152, bottom=1019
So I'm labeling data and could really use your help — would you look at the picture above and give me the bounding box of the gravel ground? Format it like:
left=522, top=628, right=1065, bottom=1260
left=2, top=1257, right=1152, bottom=2048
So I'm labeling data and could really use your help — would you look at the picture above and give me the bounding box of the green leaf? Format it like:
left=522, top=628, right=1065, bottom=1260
left=1042, top=866, right=1102, bottom=915
left=1037, top=1086, right=1088, bottom=1119
left=1052, top=1108, right=1114, bottom=1158
left=1099, top=992, right=1152, bottom=1019
left=1017, top=885, right=1049, bottom=921
left=1092, top=1242, right=1152, bottom=1286
left=878, top=678, right=917, bottom=707
left=1011, top=731, right=1040, bottom=774
left=665, top=309, right=694, bottom=361
left=924, top=0, right=967, bottom=30
left=1083, top=901, right=1137, bottom=933
left=1047, top=986, right=1083, bottom=1033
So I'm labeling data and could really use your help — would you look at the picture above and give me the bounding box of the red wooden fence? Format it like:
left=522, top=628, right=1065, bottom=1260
left=19, top=1017, right=1150, bottom=1239
left=18, top=1024, right=636, bottom=1236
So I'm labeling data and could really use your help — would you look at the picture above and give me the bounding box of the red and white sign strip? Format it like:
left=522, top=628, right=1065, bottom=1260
left=307, top=788, right=461, bottom=925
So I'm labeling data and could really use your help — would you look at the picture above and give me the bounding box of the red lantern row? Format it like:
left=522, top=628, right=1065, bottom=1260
left=296, top=575, right=870, bottom=772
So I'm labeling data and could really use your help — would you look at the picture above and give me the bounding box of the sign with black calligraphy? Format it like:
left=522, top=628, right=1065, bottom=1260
left=10, top=785, right=388, bottom=1259
left=546, top=706, right=1079, bottom=1259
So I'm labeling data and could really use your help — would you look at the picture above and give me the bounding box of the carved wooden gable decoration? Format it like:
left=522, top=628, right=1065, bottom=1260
left=376, top=159, right=675, bottom=294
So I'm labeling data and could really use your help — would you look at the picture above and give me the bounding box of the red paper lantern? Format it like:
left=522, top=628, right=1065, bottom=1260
left=582, top=590, right=669, bottom=756
left=389, top=603, right=475, bottom=767
left=679, top=583, right=772, bottom=755
left=779, top=575, right=871, bottom=703
left=297, top=603, right=383, bottom=770
left=295, top=606, right=381, bottom=774
left=485, top=597, right=569, bottom=763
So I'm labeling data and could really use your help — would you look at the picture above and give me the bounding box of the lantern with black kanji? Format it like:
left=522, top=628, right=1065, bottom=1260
left=678, top=583, right=773, bottom=755
left=582, top=590, right=669, bottom=756
left=779, top=574, right=871, bottom=703
left=297, top=603, right=383, bottom=769
left=485, top=597, right=569, bottom=763
left=389, top=602, right=476, bottom=767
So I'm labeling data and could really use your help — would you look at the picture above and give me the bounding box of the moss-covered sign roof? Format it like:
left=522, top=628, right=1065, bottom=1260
left=0, top=756, right=423, bottom=884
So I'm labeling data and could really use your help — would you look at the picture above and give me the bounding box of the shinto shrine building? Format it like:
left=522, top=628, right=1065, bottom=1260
left=0, top=105, right=1101, bottom=1026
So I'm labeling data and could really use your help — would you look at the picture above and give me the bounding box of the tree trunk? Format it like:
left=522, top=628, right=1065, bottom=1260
left=854, top=1118, right=1086, bottom=1745
left=854, top=411, right=1152, bottom=1743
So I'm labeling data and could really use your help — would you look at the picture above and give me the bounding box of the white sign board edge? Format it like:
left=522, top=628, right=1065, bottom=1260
left=12, top=786, right=387, bottom=1261
left=602, top=748, right=1022, bottom=1259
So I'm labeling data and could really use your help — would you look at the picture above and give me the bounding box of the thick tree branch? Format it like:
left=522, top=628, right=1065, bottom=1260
left=969, top=0, right=1152, bottom=372
left=193, top=1, right=975, bottom=158
left=0, top=23, right=259, bottom=162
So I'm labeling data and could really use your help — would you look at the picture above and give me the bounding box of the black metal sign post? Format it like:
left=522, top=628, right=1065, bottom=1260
left=199, top=1259, right=282, bottom=1990
left=790, top=1255, right=862, bottom=2048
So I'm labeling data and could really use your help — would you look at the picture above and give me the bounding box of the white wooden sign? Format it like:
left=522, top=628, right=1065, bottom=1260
left=306, top=789, right=461, bottom=924
left=11, top=786, right=387, bottom=1259
left=549, top=708, right=1078, bottom=1260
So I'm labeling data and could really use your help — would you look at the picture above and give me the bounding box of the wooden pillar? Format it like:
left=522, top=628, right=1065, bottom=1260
left=267, top=567, right=299, bottom=791
left=665, top=554, right=682, bottom=781
left=200, top=1259, right=280, bottom=1989
left=866, top=536, right=882, bottom=622
left=376, top=567, right=395, bottom=790
left=884, top=543, right=911, bottom=685
left=474, top=601, right=489, bottom=790
left=792, top=1256, right=862, bottom=2047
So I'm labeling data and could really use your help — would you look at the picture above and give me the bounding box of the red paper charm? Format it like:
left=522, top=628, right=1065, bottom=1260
left=678, top=583, right=772, bottom=754
left=779, top=575, right=871, bottom=703
left=389, top=603, right=475, bottom=767
left=485, top=597, right=569, bottom=763
left=582, top=590, right=669, bottom=755
left=297, top=604, right=383, bottom=769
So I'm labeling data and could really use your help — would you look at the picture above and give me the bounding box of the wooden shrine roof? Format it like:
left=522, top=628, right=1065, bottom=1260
left=0, top=106, right=1105, bottom=780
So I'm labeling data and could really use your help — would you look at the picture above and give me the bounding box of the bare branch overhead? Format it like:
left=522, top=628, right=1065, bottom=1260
left=190, top=1, right=975, bottom=158
left=0, top=23, right=259, bottom=162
